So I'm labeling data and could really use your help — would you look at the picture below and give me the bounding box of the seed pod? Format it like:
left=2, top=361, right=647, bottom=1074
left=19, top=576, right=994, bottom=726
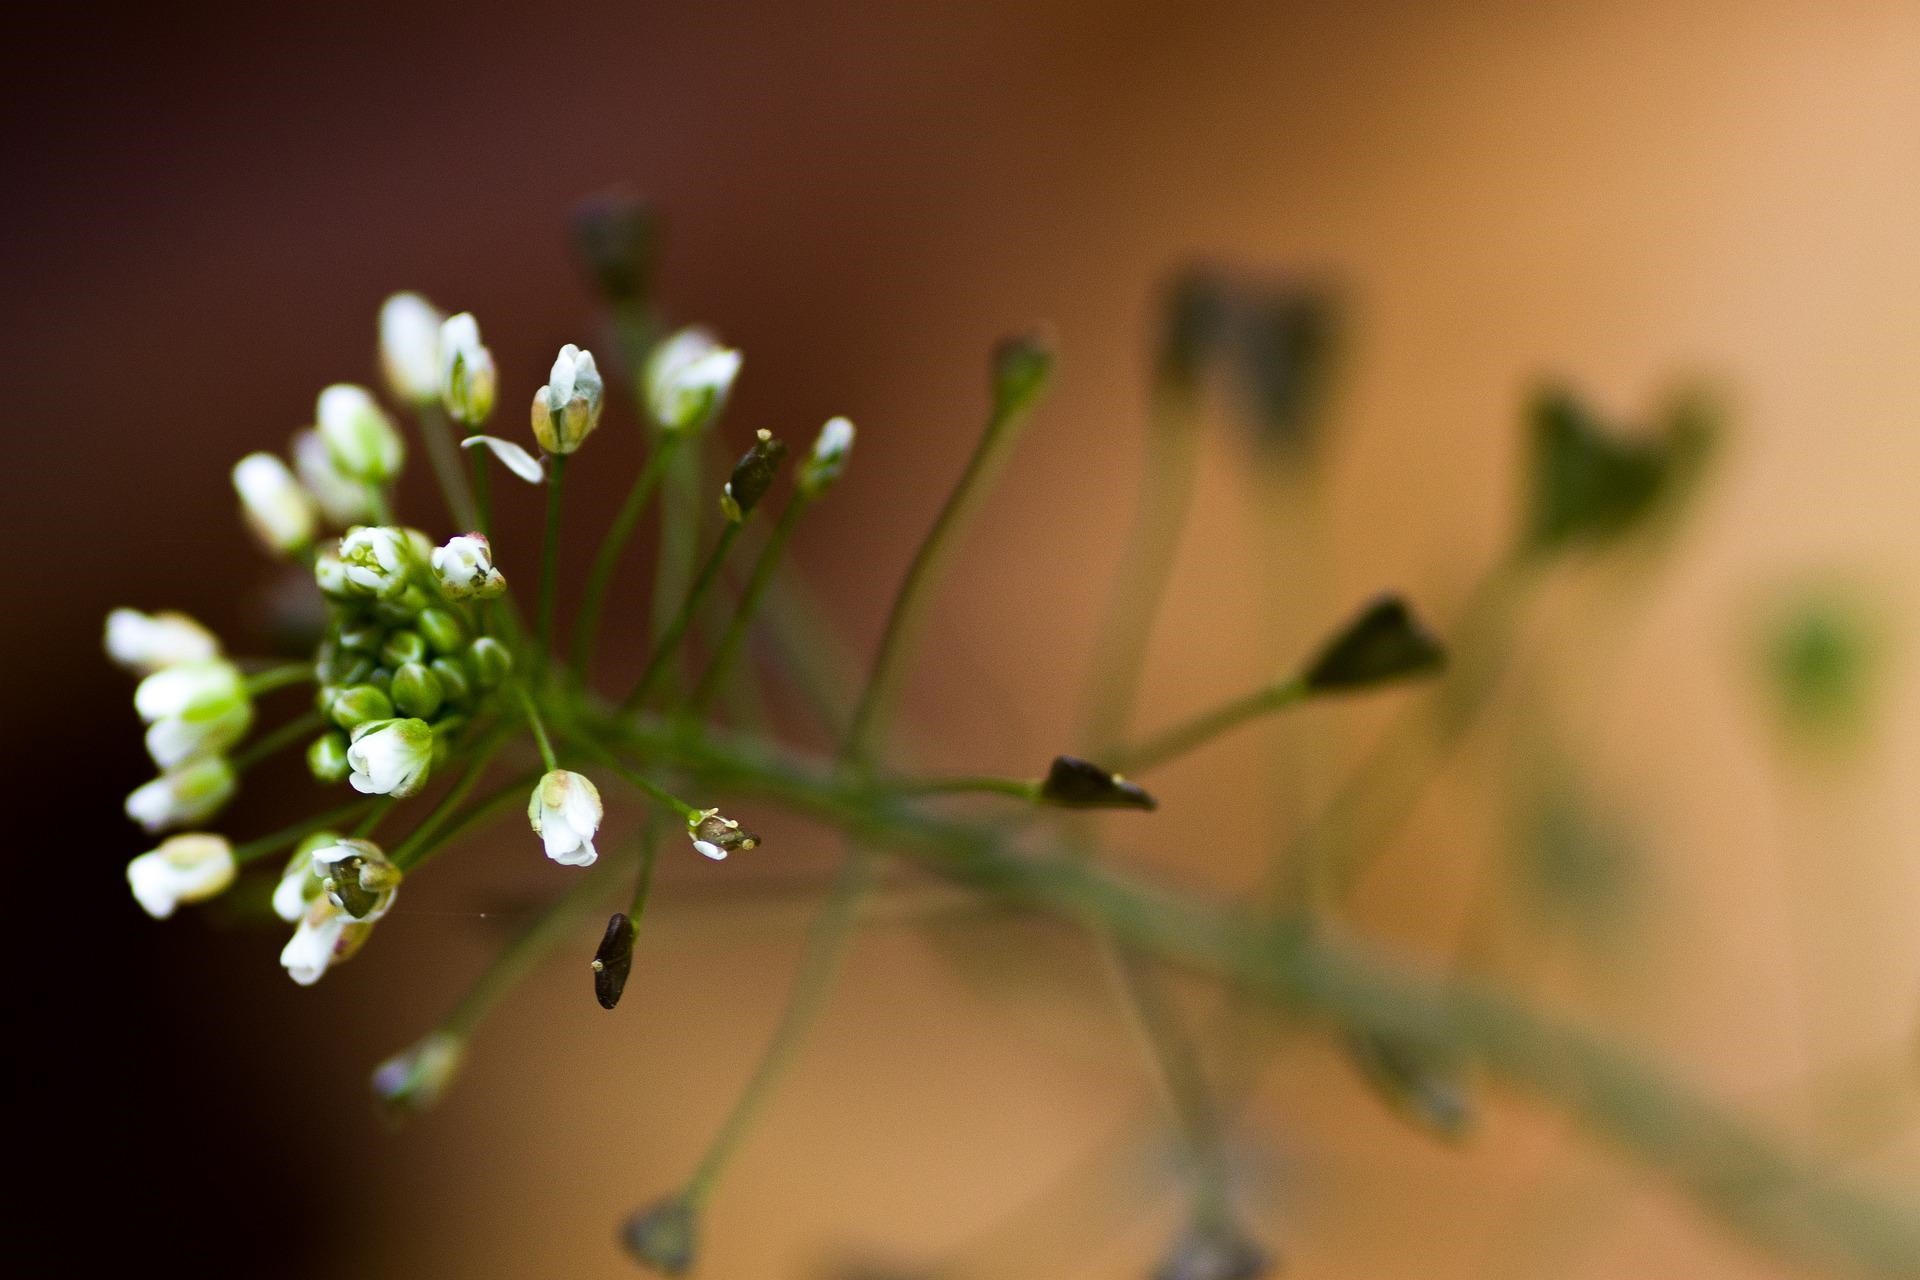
left=1037, top=755, right=1156, bottom=811
left=592, top=912, right=637, bottom=1010
left=719, top=429, right=788, bottom=523
left=1301, top=595, right=1444, bottom=693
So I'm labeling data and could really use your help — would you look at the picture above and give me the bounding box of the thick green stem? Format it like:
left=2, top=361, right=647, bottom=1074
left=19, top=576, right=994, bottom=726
left=1115, top=676, right=1310, bottom=774
left=620, top=522, right=742, bottom=715
left=572, top=436, right=681, bottom=680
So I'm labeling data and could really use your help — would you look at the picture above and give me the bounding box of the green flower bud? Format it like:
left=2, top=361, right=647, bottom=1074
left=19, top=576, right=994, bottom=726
left=317, top=384, right=403, bottom=484
left=438, top=313, right=497, bottom=427
left=329, top=683, right=395, bottom=731
left=308, top=731, right=351, bottom=783
left=389, top=661, right=444, bottom=719
left=796, top=416, right=854, bottom=498
left=428, top=656, right=472, bottom=705
left=645, top=328, right=740, bottom=433
left=466, top=636, right=513, bottom=689
left=530, top=344, right=605, bottom=454
left=338, top=620, right=384, bottom=654
left=381, top=629, right=427, bottom=669
left=416, top=607, right=467, bottom=655
left=991, top=332, right=1054, bottom=421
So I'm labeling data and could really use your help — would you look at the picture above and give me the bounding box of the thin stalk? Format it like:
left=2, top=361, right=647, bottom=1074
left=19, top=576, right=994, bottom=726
left=620, top=522, right=742, bottom=715
left=230, top=796, right=381, bottom=865
left=391, top=737, right=507, bottom=868
left=686, top=491, right=809, bottom=718
left=683, top=847, right=878, bottom=1209
left=513, top=687, right=560, bottom=772
left=1114, top=676, right=1309, bottom=774
left=625, top=818, right=665, bottom=927
left=572, top=436, right=681, bottom=680
left=394, top=773, right=537, bottom=873
left=651, top=430, right=702, bottom=645
left=353, top=797, right=397, bottom=839
left=586, top=742, right=702, bottom=825
left=468, top=445, right=494, bottom=538
left=886, top=774, right=1041, bottom=802
left=232, top=710, right=324, bottom=772
left=363, top=483, right=394, bottom=527
left=536, top=454, right=567, bottom=673
left=418, top=401, right=479, bottom=531
left=243, top=664, right=315, bottom=698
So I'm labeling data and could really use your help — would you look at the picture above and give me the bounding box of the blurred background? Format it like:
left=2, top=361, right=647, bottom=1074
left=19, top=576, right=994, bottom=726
left=7, top=0, right=1918, bottom=1275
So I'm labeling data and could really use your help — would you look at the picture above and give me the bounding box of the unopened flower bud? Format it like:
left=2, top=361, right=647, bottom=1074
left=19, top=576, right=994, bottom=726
left=312, top=837, right=401, bottom=920
left=307, top=730, right=350, bottom=783
left=528, top=770, right=603, bottom=868
left=796, top=416, right=855, bottom=498
left=379, top=291, right=446, bottom=405
left=104, top=608, right=221, bottom=674
left=380, top=629, right=426, bottom=669
left=1037, top=755, right=1156, bottom=811
left=459, top=434, right=545, bottom=483
left=389, top=661, right=444, bottom=719
left=317, top=384, right=403, bottom=484
left=438, top=312, right=497, bottom=426
left=346, top=717, right=434, bottom=797
left=337, top=525, right=414, bottom=598
left=292, top=427, right=375, bottom=526
left=1152, top=1220, right=1273, bottom=1280
left=592, top=912, right=636, bottom=1009
left=465, top=636, right=513, bottom=688
left=135, top=659, right=252, bottom=769
left=621, top=1197, right=698, bottom=1274
left=415, top=607, right=467, bottom=655
left=687, top=808, right=758, bottom=861
left=127, top=834, right=236, bottom=919
left=531, top=343, right=604, bottom=454
left=1300, top=595, right=1444, bottom=693
left=431, top=534, right=505, bottom=599
left=719, top=429, right=788, bottom=522
left=232, top=452, right=318, bottom=555
left=125, top=756, right=237, bottom=833
left=372, top=1030, right=466, bottom=1124
left=645, top=328, right=740, bottom=433
left=328, top=683, right=395, bottom=731
left=428, top=656, right=472, bottom=706
left=991, top=333, right=1054, bottom=421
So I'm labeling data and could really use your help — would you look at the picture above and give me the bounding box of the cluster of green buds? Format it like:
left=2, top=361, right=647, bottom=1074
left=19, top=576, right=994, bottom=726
left=310, top=524, right=511, bottom=795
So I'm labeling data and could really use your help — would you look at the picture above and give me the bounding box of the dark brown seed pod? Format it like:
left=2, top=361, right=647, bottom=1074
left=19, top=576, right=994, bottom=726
left=1038, top=755, right=1157, bottom=811
left=592, top=912, right=636, bottom=1010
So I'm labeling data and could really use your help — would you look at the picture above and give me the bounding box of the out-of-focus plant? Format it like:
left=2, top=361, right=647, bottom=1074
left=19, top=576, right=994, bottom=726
left=106, top=196, right=1920, bottom=1278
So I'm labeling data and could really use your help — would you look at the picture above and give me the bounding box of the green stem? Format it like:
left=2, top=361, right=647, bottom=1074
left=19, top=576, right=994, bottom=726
left=573, top=436, right=682, bottom=680
left=353, top=797, right=397, bottom=839
left=363, top=483, right=394, bottom=527
left=468, top=445, right=494, bottom=538
left=625, top=819, right=664, bottom=930
left=391, top=737, right=507, bottom=868
left=418, top=401, right=479, bottom=531
left=886, top=774, right=1040, bottom=802
left=586, top=742, right=702, bottom=824
left=651, top=429, right=702, bottom=644
left=537, top=454, right=567, bottom=673
left=1114, top=676, right=1309, bottom=774
left=243, top=664, right=315, bottom=698
left=394, top=772, right=536, bottom=873
left=232, top=710, right=324, bottom=772
left=230, top=797, right=381, bottom=865
left=686, top=491, right=809, bottom=718
left=620, top=522, right=742, bottom=716
left=683, top=847, right=879, bottom=1208
left=513, top=687, right=560, bottom=773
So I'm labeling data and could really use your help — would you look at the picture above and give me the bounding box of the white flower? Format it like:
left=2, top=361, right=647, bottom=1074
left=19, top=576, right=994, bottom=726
left=380, top=292, right=446, bottom=404
left=346, top=717, right=434, bottom=797
left=431, top=533, right=506, bottom=598
left=317, top=383, right=404, bottom=483
left=292, top=427, right=375, bottom=525
left=273, top=843, right=325, bottom=923
left=232, top=452, right=318, bottom=555
left=531, top=343, right=604, bottom=454
left=280, top=901, right=352, bottom=987
left=336, top=525, right=413, bottom=597
left=527, top=770, right=603, bottom=867
left=644, top=328, right=741, bottom=432
left=125, top=757, right=237, bottom=833
left=439, top=312, right=497, bottom=426
left=798, top=416, right=855, bottom=497
left=135, top=659, right=251, bottom=768
left=458, top=434, right=545, bottom=483
left=687, top=808, right=759, bottom=861
left=310, top=837, right=401, bottom=920
left=104, top=608, right=221, bottom=674
left=127, top=834, right=236, bottom=919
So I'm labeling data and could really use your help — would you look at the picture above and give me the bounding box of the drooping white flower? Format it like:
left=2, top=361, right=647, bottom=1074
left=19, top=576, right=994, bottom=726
left=531, top=343, right=604, bottom=454
left=527, top=770, right=603, bottom=867
left=346, top=717, right=434, bottom=797
left=431, top=533, right=505, bottom=599
left=379, top=292, right=446, bottom=404
left=273, top=838, right=330, bottom=923
left=797, top=416, right=855, bottom=497
left=310, top=837, right=401, bottom=920
left=458, top=434, right=545, bottom=483
left=127, top=834, right=236, bottom=919
left=104, top=608, right=221, bottom=674
left=232, top=452, right=318, bottom=555
left=281, top=900, right=354, bottom=987
left=644, top=328, right=741, bottom=433
left=687, top=808, right=759, bottom=861
left=372, top=1030, right=466, bottom=1120
left=292, top=427, right=375, bottom=525
left=125, top=756, right=237, bottom=833
left=336, top=525, right=413, bottom=597
left=317, top=383, right=404, bottom=483
left=438, top=312, right=497, bottom=426
left=134, top=659, right=252, bottom=768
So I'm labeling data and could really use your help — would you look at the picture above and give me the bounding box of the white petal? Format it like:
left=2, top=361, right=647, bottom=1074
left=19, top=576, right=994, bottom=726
left=461, top=434, right=545, bottom=483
